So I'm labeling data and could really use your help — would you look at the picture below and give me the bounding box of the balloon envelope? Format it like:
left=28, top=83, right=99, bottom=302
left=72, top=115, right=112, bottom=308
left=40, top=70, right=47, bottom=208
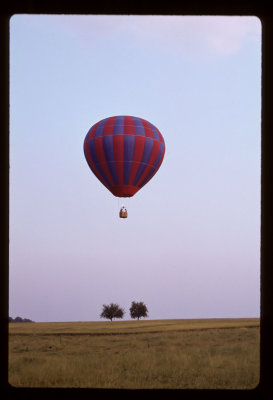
left=84, top=115, right=165, bottom=197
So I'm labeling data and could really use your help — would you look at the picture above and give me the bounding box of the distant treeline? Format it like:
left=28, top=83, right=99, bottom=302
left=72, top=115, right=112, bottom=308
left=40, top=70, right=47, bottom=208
left=9, top=316, right=34, bottom=323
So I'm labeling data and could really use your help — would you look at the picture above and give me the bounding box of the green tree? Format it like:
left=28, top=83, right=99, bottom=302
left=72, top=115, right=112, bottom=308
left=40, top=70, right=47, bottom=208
left=100, top=303, right=125, bottom=321
left=130, top=301, right=148, bottom=320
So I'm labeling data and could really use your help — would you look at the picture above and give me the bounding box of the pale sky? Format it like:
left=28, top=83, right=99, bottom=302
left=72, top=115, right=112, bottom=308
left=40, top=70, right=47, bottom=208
left=9, top=15, right=261, bottom=322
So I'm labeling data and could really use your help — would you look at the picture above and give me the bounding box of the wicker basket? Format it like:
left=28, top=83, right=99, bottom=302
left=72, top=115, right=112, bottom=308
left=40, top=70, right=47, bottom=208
left=119, top=209, right=128, bottom=218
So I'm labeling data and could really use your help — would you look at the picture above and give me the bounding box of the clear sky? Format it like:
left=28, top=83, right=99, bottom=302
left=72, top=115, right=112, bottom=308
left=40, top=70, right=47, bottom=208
left=9, top=15, right=261, bottom=322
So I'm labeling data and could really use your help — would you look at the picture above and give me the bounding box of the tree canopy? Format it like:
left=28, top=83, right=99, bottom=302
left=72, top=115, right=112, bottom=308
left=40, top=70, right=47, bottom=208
left=9, top=316, right=34, bottom=323
left=129, top=301, right=148, bottom=320
left=100, top=303, right=125, bottom=321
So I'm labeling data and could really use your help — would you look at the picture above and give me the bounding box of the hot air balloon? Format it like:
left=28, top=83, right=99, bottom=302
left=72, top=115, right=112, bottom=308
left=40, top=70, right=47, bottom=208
left=83, top=115, right=165, bottom=217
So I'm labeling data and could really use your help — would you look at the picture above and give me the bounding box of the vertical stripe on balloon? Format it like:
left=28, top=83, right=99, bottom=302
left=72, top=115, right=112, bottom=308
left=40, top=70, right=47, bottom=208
left=135, top=140, right=160, bottom=187
left=95, top=119, right=107, bottom=137
left=113, top=134, right=124, bottom=185
left=102, top=135, right=119, bottom=185
left=123, top=135, right=135, bottom=184
left=94, top=136, right=115, bottom=186
left=86, top=121, right=100, bottom=141
left=159, top=131, right=165, bottom=144
left=102, top=117, right=115, bottom=135
left=154, top=142, right=165, bottom=168
left=138, top=143, right=165, bottom=188
left=132, top=137, right=154, bottom=186
left=124, top=116, right=135, bottom=135
left=133, top=117, right=145, bottom=136
left=148, top=122, right=160, bottom=141
left=84, top=139, right=111, bottom=187
left=113, top=116, right=124, bottom=135
left=128, top=136, right=146, bottom=185
left=140, top=118, right=154, bottom=139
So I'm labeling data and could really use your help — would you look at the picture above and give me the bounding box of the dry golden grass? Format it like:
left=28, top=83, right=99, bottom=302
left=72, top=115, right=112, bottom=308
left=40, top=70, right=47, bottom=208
left=9, top=318, right=259, bottom=335
left=9, top=318, right=260, bottom=389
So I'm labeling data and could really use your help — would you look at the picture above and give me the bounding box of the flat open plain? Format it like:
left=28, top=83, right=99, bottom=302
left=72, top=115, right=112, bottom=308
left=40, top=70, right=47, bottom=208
left=9, top=318, right=260, bottom=389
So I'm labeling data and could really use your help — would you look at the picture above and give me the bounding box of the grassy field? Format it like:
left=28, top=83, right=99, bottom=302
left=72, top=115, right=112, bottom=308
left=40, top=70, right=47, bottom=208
left=9, top=318, right=260, bottom=389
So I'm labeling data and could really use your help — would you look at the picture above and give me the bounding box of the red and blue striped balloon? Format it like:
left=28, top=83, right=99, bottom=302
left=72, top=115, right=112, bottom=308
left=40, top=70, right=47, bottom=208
left=84, top=115, right=165, bottom=197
